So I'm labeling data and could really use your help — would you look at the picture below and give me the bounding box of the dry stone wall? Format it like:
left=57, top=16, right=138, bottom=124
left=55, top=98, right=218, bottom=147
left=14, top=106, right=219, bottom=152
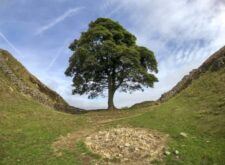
left=0, top=51, right=57, bottom=108
left=159, top=46, right=225, bottom=102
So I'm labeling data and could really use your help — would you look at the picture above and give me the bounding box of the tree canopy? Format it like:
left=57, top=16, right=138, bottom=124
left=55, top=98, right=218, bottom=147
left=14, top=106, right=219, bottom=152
left=65, top=18, right=158, bottom=110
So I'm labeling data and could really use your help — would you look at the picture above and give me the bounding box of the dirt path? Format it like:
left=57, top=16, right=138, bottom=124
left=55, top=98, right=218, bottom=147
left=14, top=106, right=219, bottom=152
left=97, top=112, right=146, bottom=124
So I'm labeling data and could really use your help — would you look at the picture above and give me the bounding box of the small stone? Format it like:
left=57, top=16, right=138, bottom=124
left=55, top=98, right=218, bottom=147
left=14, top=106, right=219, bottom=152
left=118, top=153, right=122, bottom=157
left=174, top=150, right=179, bottom=155
left=165, top=134, right=170, bottom=137
left=180, top=132, right=188, bottom=137
left=123, top=158, right=129, bottom=162
left=135, top=147, right=139, bottom=151
left=165, top=151, right=171, bottom=155
left=125, top=143, right=130, bottom=147
left=9, top=87, right=14, bottom=92
left=104, top=153, right=111, bottom=159
left=56, top=152, right=63, bottom=157
left=85, top=142, right=92, bottom=146
left=86, top=136, right=91, bottom=140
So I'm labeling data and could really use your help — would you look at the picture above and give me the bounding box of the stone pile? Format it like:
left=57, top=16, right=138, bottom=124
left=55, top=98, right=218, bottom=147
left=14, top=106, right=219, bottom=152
left=85, top=127, right=166, bottom=164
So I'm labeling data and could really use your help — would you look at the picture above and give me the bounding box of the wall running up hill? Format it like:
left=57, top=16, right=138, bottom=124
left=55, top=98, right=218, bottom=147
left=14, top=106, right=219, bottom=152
left=0, top=49, right=85, bottom=113
left=0, top=51, right=64, bottom=108
left=159, top=46, right=225, bottom=102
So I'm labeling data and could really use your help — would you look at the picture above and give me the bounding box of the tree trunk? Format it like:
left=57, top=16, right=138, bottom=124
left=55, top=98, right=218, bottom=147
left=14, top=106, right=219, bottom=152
left=108, top=76, right=115, bottom=110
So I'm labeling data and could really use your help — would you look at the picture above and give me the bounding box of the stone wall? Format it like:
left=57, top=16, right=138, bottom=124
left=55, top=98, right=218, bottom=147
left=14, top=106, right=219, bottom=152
left=0, top=50, right=86, bottom=113
left=0, top=51, right=56, bottom=108
left=159, top=46, right=225, bottom=102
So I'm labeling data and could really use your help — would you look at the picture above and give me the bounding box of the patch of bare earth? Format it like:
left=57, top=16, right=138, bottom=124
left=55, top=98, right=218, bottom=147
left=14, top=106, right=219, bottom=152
left=85, top=127, right=167, bottom=164
left=52, top=129, right=95, bottom=156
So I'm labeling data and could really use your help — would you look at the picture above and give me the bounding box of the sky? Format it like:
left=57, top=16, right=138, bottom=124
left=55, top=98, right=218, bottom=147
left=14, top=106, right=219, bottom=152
left=0, top=0, right=225, bottom=109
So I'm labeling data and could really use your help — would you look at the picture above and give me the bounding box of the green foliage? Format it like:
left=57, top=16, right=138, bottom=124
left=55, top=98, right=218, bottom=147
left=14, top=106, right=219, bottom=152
left=65, top=18, right=158, bottom=109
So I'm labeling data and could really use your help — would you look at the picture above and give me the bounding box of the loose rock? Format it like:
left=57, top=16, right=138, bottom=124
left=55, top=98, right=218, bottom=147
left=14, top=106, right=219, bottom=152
left=165, top=151, right=171, bottom=156
left=174, top=150, right=179, bottom=155
left=180, top=132, right=188, bottom=137
left=85, top=127, right=167, bottom=163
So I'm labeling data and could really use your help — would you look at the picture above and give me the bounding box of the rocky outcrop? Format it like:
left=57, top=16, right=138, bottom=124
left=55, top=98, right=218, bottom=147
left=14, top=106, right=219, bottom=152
left=159, top=46, right=225, bottom=102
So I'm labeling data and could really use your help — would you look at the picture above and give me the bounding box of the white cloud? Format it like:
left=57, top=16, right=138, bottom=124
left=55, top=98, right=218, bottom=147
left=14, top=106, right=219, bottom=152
left=3, top=0, right=224, bottom=109
left=35, top=7, right=84, bottom=35
left=98, top=0, right=225, bottom=108
left=38, top=0, right=225, bottom=109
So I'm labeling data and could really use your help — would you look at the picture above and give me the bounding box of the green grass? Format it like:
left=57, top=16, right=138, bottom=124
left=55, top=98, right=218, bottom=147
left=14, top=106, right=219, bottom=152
left=0, top=70, right=90, bottom=164
left=76, top=140, right=101, bottom=160
left=0, top=98, right=87, bottom=164
left=1, top=56, right=225, bottom=164
left=114, top=67, right=225, bottom=164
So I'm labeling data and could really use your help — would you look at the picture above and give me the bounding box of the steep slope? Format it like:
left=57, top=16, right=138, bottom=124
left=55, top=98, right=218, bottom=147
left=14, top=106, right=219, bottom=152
left=0, top=67, right=89, bottom=164
left=160, top=46, right=225, bottom=101
left=0, top=49, right=84, bottom=113
left=132, top=46, right=225, bottom=109
left=0, top=50, right=91, bottom=164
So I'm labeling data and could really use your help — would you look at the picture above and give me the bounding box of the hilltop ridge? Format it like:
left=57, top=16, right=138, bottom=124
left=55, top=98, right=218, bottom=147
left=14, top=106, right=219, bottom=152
left=0, top=49, right=84, bottom=113
left=130, top=46, right=225, bottom=108
left=1, top=46, right=225, bottom=112
left=159, top=46, right=225, bottom=102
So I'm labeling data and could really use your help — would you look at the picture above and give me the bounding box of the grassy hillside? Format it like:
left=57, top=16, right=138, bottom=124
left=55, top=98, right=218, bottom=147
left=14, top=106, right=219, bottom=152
left=0, top=69, right=90, bottom=164
left=160, top=46, right=225, bottom=102
left=115, top=65, right=225, bottom=164
left=0, top=47, right=225, bottom=165
left=0, top=49, right=68, bottom=110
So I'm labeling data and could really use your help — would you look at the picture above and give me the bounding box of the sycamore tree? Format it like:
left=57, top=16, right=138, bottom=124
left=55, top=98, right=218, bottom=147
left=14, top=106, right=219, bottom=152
left=65, top=18, right=158, bottom=110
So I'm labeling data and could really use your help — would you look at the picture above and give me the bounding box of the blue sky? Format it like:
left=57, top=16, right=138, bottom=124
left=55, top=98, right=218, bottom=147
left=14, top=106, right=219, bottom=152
left=0, top=0, right=225, bottom=109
